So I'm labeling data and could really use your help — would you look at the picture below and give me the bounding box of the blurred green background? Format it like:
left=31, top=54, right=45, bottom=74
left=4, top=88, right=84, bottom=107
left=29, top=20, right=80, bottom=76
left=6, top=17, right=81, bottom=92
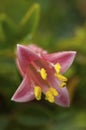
left=0, top=0, right=86, bottom=130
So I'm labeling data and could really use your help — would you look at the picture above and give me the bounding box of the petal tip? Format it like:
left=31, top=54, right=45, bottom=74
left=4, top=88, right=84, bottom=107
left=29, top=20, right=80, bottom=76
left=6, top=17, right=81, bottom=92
left=17, top=44, right=22, bottom=49
left=63, top=98, right=70, bottom=107
left=11, top=97, right=14, bottom=101
left=17, top=44, right=25, bottom=52
left=70, top=51, right=77, bottom=56
left=17, top=44, right=23, bottom=55
left=11, top=94, right=19, bottom=102
left=11, top=94, right=25, bottom=102
left=11, top=96, right=17, bottom=102
left=55, top=87, right=70, bottom=107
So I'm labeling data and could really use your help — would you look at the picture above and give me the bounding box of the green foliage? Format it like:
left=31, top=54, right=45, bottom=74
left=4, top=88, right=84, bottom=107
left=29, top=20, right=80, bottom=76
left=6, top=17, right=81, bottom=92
left=0, top=0, right=86, bottom=130
left=0, top=2, right=40, bottom=49
left=0, top=116, right=9, bottom=130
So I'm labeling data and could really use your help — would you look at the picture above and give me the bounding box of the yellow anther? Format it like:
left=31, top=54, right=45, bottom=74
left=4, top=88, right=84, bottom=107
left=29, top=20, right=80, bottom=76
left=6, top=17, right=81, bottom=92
left=60, top=82, right=66, bottom=88
left=49, top=87, right=59, bottom=96
left=34, top=86, right=42, bottom=100
left=55, top=73, right=68, bottom=82
left=54, top=63, right=61, bottom=74
left=45, top=87, right=58, bottom=103
left=40, top=68, right=47, bottom=80
left=45, top=91, right=54, bottom=103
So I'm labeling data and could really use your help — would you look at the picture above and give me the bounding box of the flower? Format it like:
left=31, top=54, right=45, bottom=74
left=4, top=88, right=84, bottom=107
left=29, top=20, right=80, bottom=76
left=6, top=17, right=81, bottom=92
left=11, top=44, right=76, bottom=107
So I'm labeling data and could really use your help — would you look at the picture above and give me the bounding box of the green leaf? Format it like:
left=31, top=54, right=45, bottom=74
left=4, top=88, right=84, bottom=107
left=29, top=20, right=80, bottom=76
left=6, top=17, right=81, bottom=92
left=0, top=14, right=17, bottom=49
left=57, top=25, right=86, bottom=54
left=17, top=3, right=40, bottom=42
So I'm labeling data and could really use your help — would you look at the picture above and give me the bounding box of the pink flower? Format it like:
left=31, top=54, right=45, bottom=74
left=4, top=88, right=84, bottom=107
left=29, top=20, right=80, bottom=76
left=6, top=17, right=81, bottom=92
left=11, top=44, right=76, bottom=107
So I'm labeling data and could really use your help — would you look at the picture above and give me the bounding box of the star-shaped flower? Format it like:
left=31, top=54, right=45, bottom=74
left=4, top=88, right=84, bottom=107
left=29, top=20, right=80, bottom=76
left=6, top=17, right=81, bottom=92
left=11, top=44, right=76, bottom=107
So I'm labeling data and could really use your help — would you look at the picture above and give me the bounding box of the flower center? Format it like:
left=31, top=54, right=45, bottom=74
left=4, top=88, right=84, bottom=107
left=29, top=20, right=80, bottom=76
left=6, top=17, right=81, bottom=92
left=32, top=61, right=67, bottom=103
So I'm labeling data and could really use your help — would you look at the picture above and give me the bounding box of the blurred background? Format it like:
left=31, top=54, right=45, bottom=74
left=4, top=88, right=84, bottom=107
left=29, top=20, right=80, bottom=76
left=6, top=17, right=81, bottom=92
left=0, top=0, right=86, bottom=130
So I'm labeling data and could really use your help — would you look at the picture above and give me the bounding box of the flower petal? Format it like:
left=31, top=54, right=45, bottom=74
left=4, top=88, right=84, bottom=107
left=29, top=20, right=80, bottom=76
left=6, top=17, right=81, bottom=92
left=28, top=44, right=48, bottom=54
left=17, top=44, right=40, bottom=75
left=55, top=87, right=70, bottom=107
left=11, top=75, right=34, bottom=102
left=44, top=51, right=76, bottom=73
left=39, top=59, right=62, bottom=93
left=16, top=59, right=25, bottom=76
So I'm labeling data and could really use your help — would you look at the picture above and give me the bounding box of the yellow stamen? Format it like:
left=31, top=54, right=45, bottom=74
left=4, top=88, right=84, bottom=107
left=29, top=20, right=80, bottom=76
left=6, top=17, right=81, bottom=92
left=45, top=87, right=59, bottom=103
left=49, top=87, right=59, bottom=96
left=54, top=63, right=61, bottom=74
left=45, top=91, right=54, bottom=103
left=40, top=68, right=47, bottom=80
left=60, top=82, right=66, bottom=88
left=34, top=86, right=42, bottom=100
left=55, top=73, right=68, bottom=82
left=54, top=63, right=67, bottom=89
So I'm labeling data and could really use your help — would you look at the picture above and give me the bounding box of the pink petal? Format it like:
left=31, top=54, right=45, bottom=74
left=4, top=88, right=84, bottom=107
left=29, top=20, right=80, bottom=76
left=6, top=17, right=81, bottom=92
left=44, top=51, right=76, bottom=73
left=17, top=44, right=40, bottom=75
left=16, top=59, right=25, bottom=77
left=11, top=75, right=34, bottom=102
left=28, top=44, right=48, bottom=54
left=55, top=87, right=70, bottom=107
left=42, top=61, right=62, bottom=93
